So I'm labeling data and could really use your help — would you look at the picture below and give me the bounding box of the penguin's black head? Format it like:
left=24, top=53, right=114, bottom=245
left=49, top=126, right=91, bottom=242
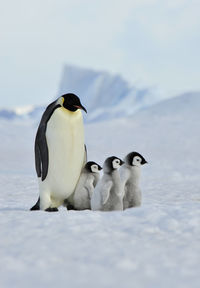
left=125, top=151, right=147, bottom=167
left=85, top=161, right=102, bottom=173
left=104, top=156, right=124, bottom=172
left=58, top=93, right=87, bottom=113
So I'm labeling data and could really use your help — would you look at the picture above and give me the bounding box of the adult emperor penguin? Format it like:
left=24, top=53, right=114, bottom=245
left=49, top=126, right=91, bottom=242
left=72, top=161, right=102, bottom=210
left=91, top=156, right=124, bottom=211
left=120, top=151, right=147, bottom=209
left=30, top=93, right=87, bottom=212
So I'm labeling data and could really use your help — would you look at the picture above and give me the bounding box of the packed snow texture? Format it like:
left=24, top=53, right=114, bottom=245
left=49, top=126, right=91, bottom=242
left=0, top=93, right=200, bottom=288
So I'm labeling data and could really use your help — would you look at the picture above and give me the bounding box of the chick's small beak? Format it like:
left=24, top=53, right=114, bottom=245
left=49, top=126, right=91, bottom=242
left=74, top=105, right=87, bottom=113
left=98, top=165, right=103, bottom=170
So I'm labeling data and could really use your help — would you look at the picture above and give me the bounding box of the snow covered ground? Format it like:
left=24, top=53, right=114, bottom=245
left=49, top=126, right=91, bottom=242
left=0, top=93, right=200, bottom=288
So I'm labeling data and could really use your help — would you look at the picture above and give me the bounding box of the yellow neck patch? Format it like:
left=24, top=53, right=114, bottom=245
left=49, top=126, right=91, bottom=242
left=57, top=96, right=64, bottom=106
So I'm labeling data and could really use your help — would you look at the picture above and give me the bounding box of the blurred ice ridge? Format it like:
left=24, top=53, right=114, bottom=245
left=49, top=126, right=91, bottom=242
left=0, top=64, right=195, bottom=122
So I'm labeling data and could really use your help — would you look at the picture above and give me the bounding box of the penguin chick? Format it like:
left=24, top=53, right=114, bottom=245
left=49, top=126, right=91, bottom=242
left=73, top=161, right=102, bottom=210
left=120, top=151, right=147, bottom=209
left=91, top=156, right=124, bottom=211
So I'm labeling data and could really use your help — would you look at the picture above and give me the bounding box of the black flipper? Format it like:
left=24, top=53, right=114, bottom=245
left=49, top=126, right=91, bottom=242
left=31, top=101, right=60, bottom=211
left=35, top=142, right=41, bottom=178
left=35, top=101, right=61, bottom=181
left=30, top=197, right=40, bottom=210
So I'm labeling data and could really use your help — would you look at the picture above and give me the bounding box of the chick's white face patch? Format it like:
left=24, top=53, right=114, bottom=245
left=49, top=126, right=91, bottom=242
left=91, top=164, right=99, bottom=173
left=132, top=156, right=142, bottom=167
left=112, top=159, right=121, bottom=169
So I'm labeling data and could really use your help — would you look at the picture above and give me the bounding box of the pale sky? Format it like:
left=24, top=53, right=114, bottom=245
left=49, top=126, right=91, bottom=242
left=0, top=0, right=200, bottom=107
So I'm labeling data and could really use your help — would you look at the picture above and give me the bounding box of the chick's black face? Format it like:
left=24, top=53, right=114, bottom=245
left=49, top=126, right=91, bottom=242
left=62, top=93, right=87, bottom=113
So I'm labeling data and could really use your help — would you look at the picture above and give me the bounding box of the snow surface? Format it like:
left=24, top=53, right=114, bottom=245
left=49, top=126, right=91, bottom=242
left=0, top=93, right=200, bottom=288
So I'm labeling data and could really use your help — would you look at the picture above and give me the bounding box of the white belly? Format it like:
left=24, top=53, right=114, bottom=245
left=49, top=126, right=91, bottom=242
left=39, top=107, right=85, bottom=202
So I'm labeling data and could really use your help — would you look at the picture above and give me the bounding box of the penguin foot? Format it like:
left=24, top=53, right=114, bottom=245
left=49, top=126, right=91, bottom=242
left=63, top=199, right=76, bottom=210
left=45, top=207, right=59, bottom=212
left=66, top=204, right=76, bottom=210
